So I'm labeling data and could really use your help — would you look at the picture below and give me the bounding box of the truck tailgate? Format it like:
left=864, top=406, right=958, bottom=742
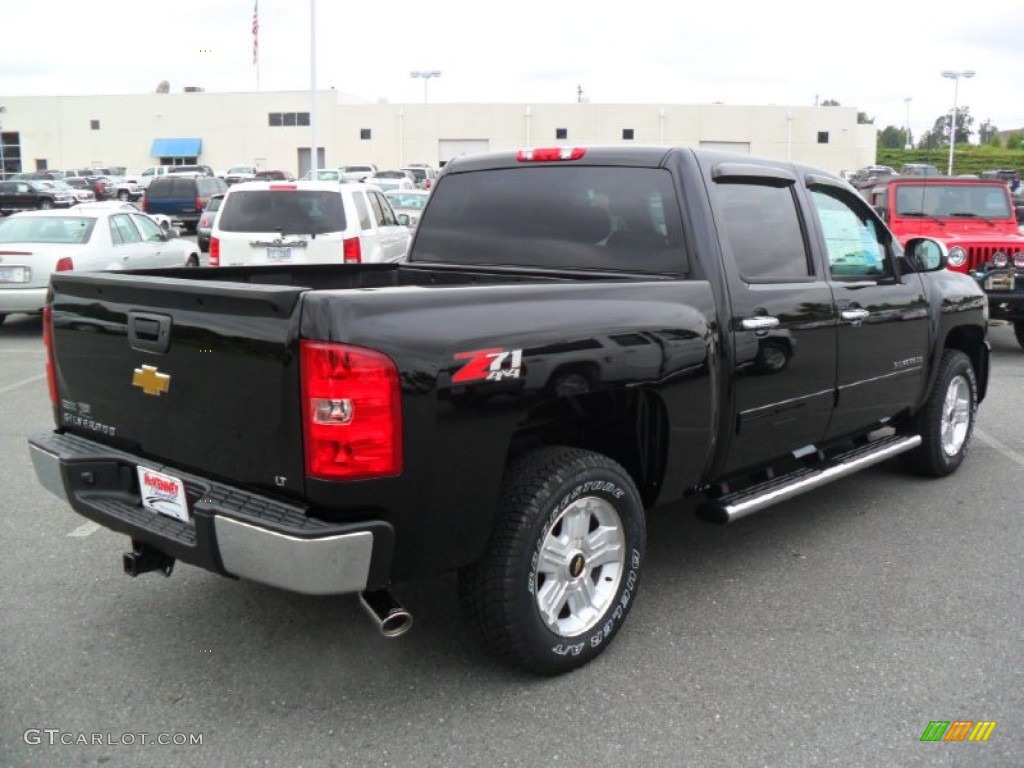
left=48, top=272, right=308, bottom=497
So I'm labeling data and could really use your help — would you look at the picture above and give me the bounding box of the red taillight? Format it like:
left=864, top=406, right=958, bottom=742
left=141, top=198, right=148, bottom=212
left=517, top=147, right=586, bottom=162
left=43, top=305, right=58, bottom=405
left=300, top=340, right=402, bottom=480
left=343, top=237, right=362, bottom=264
left=55, top=257, right=74, bottom=271
left=209, top=237, right=220, bottom=266
left=270, top=183, right=297, bottom=190
left=195, top=197, right=203, bottom=211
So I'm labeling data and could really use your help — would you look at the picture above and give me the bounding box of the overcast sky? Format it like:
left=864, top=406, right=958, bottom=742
left=3, top=0, right=1022, bottom=142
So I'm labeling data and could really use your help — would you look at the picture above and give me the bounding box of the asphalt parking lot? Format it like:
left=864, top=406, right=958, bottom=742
left=1, top=318, right=1021, bottom=768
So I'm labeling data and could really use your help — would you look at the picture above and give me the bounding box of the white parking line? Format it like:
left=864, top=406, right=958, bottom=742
left=975, top=429, right=1024, bottom=469
left=0, top=373, right=46, bottom=395
left=67, top=522, right=101, bottom=538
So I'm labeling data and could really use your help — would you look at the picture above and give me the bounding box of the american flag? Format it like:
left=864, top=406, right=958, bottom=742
left=252, top=1, right=259, bottom=66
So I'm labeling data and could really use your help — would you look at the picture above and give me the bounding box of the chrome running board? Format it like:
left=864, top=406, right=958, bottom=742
left=699, top=434, right=922, bottom=524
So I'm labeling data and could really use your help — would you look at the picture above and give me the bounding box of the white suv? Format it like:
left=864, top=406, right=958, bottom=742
left=209, top=180, right=411, bottom=266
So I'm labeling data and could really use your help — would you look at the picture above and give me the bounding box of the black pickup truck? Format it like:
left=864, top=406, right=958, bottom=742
left=28, top=146, right=989, bottom=674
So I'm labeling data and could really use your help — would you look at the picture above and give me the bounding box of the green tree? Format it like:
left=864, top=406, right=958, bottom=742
left=857, top=111, right=874, bottom=125
left=977, top=119, right=999, bottom=145
left=877, top=125, right=908, bottom=149
left=821, top=98, right=841, bottom=107
left=927, top=106, right=975, bottom=145
left=1008, top=132, right=1024, bottom=150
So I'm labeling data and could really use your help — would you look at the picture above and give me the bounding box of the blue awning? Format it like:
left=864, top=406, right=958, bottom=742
left=150, top=138, right=202, bottom=157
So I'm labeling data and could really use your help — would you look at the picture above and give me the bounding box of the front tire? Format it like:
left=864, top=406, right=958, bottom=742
left=459, top=447, right=646, bottom=674
left=902, top=349, right=978, bottom=477
left=1014, top=321, right=1024, bottom=351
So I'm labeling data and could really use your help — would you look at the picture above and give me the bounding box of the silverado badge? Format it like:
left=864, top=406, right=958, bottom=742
left=132, top=365, right=171, bottom=396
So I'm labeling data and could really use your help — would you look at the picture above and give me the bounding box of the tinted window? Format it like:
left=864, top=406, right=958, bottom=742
left=411, top=167, right=686, bottom=274
left=217, top=190, right=346, bottom=234
left=715, top=183, right=810, bottom=280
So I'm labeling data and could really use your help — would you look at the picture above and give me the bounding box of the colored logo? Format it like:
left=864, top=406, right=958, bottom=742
left=920, top=721, right=997, bottom=742
left=132, top=365, right=171, bottom=396
left=452, top=348, right=524, bottom=383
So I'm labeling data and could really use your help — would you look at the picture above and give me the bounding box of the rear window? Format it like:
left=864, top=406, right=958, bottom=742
left=217, top=190, right=347, bottom=235
left=410, top=166, right=686, bottom=274
left=0, top=216, right=97, bottom=244
left=148, top=178, right=196, bottom=197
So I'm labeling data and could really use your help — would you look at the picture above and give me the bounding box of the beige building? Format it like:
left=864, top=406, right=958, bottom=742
left=0, top=90, right=877, bottom=177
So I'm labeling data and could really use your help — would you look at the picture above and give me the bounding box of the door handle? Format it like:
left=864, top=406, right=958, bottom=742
left=841, top=308, right=870, bottom=323
left=740, top=316, right=780, bottom=331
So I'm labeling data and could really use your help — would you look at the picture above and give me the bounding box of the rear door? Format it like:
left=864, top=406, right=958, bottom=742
left=709, top=163, right=839, bottom=476
left=108, top=213, right=157, bottom=268
left=365, top=188, right=411, bottom=262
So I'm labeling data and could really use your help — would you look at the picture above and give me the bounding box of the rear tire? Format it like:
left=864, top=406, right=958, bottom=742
left=1014, top=321, right=1024, bottom=351
left=459, top=446, right=646, bottom=674
left=185, top=254, right=199, bottom=267
left=117, top=190, right=130, bottom=202
left=901, top=349, right=977, bottom=477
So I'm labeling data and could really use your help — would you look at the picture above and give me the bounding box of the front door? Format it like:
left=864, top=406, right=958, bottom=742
left=806, top=183, right=930, bottom=439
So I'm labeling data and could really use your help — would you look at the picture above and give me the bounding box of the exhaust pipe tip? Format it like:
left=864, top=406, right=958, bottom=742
left=359, top=590, right=413, bottom=638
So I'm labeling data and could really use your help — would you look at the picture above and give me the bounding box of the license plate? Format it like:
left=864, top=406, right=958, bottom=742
left=137, top=466, right=190, bottom=522
left=266, top=247, right=292, bottom=261
left=0, top=266, right=29, bottom=283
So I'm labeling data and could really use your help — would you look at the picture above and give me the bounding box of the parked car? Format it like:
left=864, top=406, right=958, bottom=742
left=0, top=179, right=75, bottom=214
left=384, top=189, right=430, bottom=228
left=365, top=169, right=417, bottom=192
left=253, top=169, right=295, bottom=181
left=105, top=176, right=144, bottom=202
left=224, top=165, right=259, bottom=185
left=196, top=192, right=225, bottom=253
left=142, top=174, right=228, bottom=232
left=62, top=177, right=100, bottom=203
left=340, top=164, right=378, bottom=182
left=39, top=180, right=95, bottom=205
left=979, top=168, right=1021, bottom=192
left=0, top=207, right=199, bottom=324
left=303, top=168, right=342, bottom=181
left=899, top=163, right=940, bottom=176
left=85, top=176, right=115, bottom=201
left=399, top=165, right=438, bottom=189
left=209, top=180, right=410, bottom=266
left=73, top=200, right=177, bottom=234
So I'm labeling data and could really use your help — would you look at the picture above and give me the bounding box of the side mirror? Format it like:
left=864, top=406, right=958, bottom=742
left=397, top=213, right=410, bottom=227
left=1015, top=205, right=1024, bottom=225
left=904, top=237, right=947, bottom=272
left=165, top=226, right=181, bottom=239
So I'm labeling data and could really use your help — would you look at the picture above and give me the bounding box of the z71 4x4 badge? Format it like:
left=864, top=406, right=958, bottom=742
left=452, top=348, right=524, bottom=383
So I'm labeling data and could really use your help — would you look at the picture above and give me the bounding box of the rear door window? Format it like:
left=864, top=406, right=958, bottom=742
left=110, top=214, right=142, bottom=244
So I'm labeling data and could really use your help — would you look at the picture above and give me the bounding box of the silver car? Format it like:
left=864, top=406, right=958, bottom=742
left=196, top=193, right=225, bottom=253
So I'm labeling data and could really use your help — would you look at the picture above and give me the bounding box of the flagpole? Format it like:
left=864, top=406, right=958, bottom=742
left=253, top=0, right=260, bottom=91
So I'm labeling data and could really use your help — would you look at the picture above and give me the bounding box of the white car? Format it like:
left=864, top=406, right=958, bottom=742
left=365, top=170, right=417, bottom=192
left=0, top=208, right=199, bottom=325
left=210, top=180, right=411, bottom=266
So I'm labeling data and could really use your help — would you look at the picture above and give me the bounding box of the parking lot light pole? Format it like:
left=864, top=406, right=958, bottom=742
left=941, top=69, right=975, bottom=175
left=903, top=97, right=912, bottom=150
left=410, top=70, right=441, bottom=104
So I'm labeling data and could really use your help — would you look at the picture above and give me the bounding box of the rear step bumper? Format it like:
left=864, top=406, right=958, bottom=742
left=699, top=434, right=922, bottom=524
left=28, top=431, right=394, bottom=595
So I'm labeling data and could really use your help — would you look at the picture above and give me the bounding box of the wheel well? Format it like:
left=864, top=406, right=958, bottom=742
left=507, top=387, right=668, bottom=507
left=944, top=324, right=988, bottom=401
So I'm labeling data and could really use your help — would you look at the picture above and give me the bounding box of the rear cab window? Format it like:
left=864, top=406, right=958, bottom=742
left=410, top=166, right=686, bottom=274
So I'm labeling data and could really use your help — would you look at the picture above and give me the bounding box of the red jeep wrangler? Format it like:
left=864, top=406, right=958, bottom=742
left=861, top=175, right=1024, bottom=349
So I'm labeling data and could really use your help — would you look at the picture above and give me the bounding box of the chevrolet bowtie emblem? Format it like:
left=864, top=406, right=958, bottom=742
left=132, top=365, right=170, bottom=396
